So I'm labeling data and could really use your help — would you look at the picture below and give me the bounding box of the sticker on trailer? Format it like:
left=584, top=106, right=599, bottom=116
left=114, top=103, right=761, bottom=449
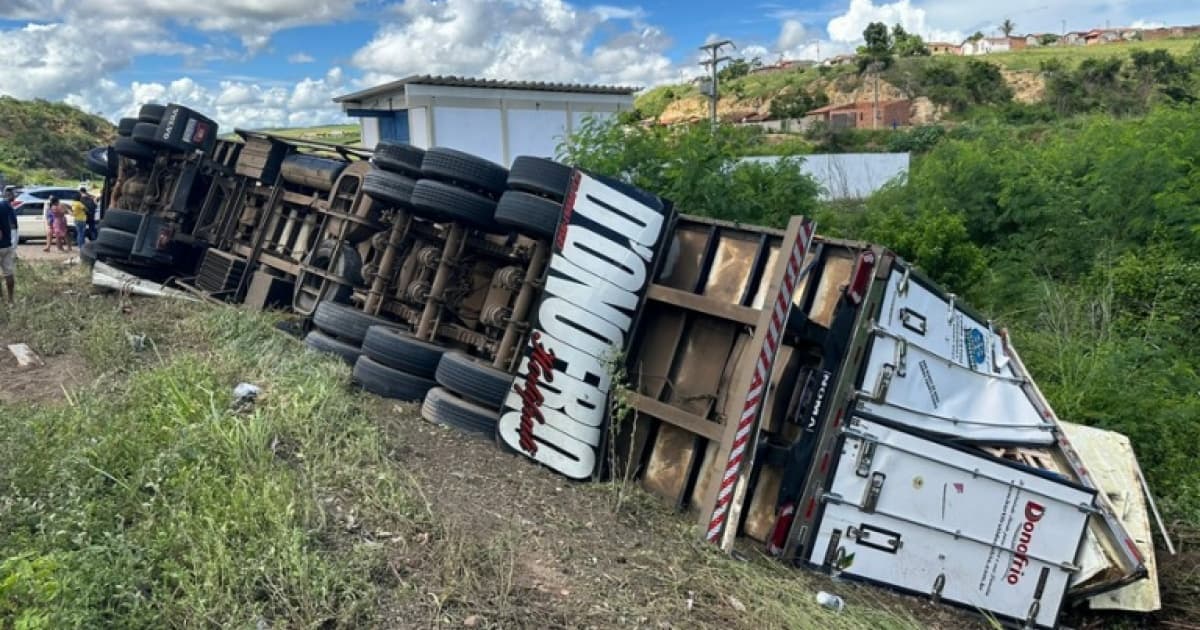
left=498, top=172, right=671, bottom=479
left=809, top=416, right=1095, bottom=628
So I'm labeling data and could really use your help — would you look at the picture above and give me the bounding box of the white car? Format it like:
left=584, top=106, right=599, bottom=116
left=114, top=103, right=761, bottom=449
left=14, top=201, right=77, bottom=243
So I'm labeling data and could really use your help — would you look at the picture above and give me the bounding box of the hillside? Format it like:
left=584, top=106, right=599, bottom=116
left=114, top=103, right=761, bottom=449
left=637, top=35, right=1200, bottom=127
left=0, top=97, right=116, bottom=185
left=259, top=124, right=361, bottom=146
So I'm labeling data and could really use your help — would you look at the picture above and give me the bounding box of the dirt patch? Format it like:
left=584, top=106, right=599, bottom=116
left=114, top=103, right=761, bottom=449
left=369, top=399, right=983, bottom=629
left=0, top=349, right=89, bottom=405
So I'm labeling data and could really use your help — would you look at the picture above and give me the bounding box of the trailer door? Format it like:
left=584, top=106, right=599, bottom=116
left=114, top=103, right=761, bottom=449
left=856, top=267, right=1056, bottom=444
left=809, top=415, right=1095, bottom=629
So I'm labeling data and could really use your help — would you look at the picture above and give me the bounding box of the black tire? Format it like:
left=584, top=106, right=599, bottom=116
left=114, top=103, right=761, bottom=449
left=420, top=147, right=508, bottom=197
left=85, top=147, right=110, bottom=177
left=132, top=121, right=174, bottom=151
left=100, top=208, right=143, bottom=233
left=312, top=300, right=398, bottom=344
left=434, top=352, right=512, bottom=410
left=304, top=330, right=359, bottom=365
left=117, top=117, right=137, bottom=137
left=362, top=327, right=446, bottom=378
left=363, top=169, right=417, bottom=209
left=508, top=156, right=573, bottom=201
left=372, top=141, right=424, bottom=177
left=280, top=153, right=347, bottom=192
left=293, top=239, right=364, bottom=315
left=494, top=190, right=562, bottom=240
left=353, top=356, right=436, bottom=402
left=409, top=179, right=498, bottom=228
left=80, top=241, right=97, bottom=266
left=113, top=136, right=155, bottom=161
left=95, top=227, right=136, bottom=254
left=421, top=387, right=499, bottom=437
left=138, top=104, right=166, bottom=124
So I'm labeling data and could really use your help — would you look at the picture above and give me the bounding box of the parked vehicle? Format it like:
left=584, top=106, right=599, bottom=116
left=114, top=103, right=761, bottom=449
left=80, top=101, right=1155, bottom=628
left=13, top=200, right=76, bottom=242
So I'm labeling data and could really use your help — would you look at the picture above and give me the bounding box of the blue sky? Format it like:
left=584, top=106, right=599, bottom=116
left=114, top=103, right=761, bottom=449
left=0, top=0, right=1194, bottom=129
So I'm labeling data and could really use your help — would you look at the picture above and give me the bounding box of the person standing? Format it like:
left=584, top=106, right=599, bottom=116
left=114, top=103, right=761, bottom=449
left=71, top=194, right=88, bottom=249
left=45, top=196, right=70, bottom=252
left=0, top=188, right=17, bottom=303
left=79, top=186, right=98, bottom=241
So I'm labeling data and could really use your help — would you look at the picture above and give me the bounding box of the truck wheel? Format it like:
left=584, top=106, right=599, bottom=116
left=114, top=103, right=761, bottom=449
left=117, top=117, right=137, bottom=137
left=113, top=136, right=154, bottom=161
left=95, top=227, right=136, bottom=254
left=353, top=356, right=436, bottom=401
left=138, top=103, right=166, bottom=124
left=280, top=153, right=347, bottom=192
left=132, top=122, right=173, bottom=151
left=313, top=301, right=398, bottom=344
left=363, top=169, right=417, bottom=209
left=85, top=147, right=111, bottom=177
left=372, top=141, right=424, bottom=178
left=494, top=190, right=562, bottom=240
left=410, top=179, right=498, bottom=229
left=507, top=156, right=572, bottom=201
left=434, top=352, right=512, bottom=410
left=80, top=241, right=97, bottom=266
left=362, top=326, right=446, bottom=378
left=420, top=147, right=508, bottom=197
left=421, top=387, right=499, bottom=437
left=100, top=208, right=143, bottom=234
left=294, top=239, right=363, bottom=314
left=304, top=330, right=359, bottom=365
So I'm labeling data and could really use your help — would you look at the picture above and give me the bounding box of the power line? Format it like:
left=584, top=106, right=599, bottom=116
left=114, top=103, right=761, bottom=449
left=699, top=40, right=735, bottom=127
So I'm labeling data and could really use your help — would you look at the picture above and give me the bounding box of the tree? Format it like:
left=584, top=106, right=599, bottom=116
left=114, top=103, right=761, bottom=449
left=968, top=31, right=985, bottom=42
left=1039, top=33, right=1059, bottom=46
left=1001, top=19, right=1016, bottom=37
left=719, top=57, right=762, bottom=82
left=858, top=22, right=894, bottom=72
left=892, top=24, right=931, bottom=57
left=769, top=89, right=829, bottom=120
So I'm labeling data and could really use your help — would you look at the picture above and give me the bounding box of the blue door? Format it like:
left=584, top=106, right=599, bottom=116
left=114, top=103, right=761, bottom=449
left=377, top=112, right=410, bottom=143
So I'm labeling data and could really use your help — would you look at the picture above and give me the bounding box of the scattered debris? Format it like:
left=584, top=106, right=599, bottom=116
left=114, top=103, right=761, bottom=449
left=727, top=595, right=746, bottom=612
left=816, top=591, right=845, bottom=613
left=233, top=382, right=262, bottom=404
left=91, top=261, right=199, bottom=301
left=125, top=332, right=147, bottom=352
left=6, top=343, right=42, bottom=368
left=463, top=614, right=481, bottom=627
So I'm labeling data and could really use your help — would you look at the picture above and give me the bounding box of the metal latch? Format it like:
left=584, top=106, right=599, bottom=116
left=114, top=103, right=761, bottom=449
left=874, top=365, right=894, bottom=401
left=862, top=472, right=885, bottom=513
left=894, top=339, right=908, bottom=377
left=822, top=529, right=843, bottom=570
left=899, top=308, right=926, bottom=336
left=897, top=267, right=910, bottom=295
left=947, top=293, right=957, bottom=322
left=931, top=573, right=946, bottom=603
left=855, top=440, right=876, bottom=478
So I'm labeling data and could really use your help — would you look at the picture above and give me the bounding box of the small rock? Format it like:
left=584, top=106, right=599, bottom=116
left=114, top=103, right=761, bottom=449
left=685, top=591, right=695, bottom=612
left=727, top=595, right=746, bottom=612
left=463, top=615, right=481, bottom=627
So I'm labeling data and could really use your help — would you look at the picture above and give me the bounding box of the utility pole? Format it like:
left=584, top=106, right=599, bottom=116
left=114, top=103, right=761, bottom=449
left=699, top=39, right=734, bottom=127
left=871, top=61, right=882, bottom=130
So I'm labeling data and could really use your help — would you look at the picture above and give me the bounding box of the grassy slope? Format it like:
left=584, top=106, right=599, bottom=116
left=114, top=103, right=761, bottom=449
left=0, top=262, right=933, bottom=629
left=0, top=97, right=115, bottom=186
left=261, top=124, right=362, bottom=147
left=637, top=36, right=1200, bottom=117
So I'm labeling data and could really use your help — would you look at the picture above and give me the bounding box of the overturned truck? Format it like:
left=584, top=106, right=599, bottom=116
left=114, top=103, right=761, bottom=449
left=84, top=102, right=1156, bottom=628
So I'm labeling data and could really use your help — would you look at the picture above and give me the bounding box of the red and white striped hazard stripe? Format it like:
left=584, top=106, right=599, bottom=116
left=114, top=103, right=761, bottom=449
left=706, top=220, right=816, bottom=544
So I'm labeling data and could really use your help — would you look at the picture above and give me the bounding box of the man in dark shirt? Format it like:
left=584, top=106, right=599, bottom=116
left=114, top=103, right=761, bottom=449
left=0, top=187, right=17, bottom=303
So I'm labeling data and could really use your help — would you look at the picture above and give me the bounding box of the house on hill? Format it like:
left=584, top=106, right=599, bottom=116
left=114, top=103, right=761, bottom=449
left=806, top=100, right=911, bottom=129
left=962, top=36, right=1027, bottom=55
left=1084, top=29, right=1122, bottom=45
left=928, top=42, right=962, bottom=55
left=750, top=59, right=815, bottom=75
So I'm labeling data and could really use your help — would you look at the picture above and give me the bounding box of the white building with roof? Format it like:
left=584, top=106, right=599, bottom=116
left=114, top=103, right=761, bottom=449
left=333, top=75, right=638, bottom=166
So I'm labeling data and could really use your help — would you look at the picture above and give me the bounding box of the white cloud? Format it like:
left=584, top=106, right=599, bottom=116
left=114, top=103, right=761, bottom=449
left=350, top=0, right=680, bottom=88
left=827, top=0, right=961, bottom=43
left=778, top=19, right=808, bottom=51
left=288, top=52, right=317, bottom=64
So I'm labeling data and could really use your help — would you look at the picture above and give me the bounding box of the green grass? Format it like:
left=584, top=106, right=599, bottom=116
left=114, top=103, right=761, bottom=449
left=0, top=264, right=416, bottom=627
left=261, top=124, right=362, bottom=147
left=945, top=36, right=1200, bottom=71
left=0, top=262, right=931, bottom=629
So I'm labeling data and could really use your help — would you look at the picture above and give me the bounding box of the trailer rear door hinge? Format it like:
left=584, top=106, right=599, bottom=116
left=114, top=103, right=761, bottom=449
left=862, top=472, right=885, bottom=513
left=855, top=440, right=876, bottom=478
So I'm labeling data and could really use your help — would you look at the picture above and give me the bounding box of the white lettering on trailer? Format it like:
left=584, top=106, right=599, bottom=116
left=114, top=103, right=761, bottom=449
left=499, top=173, right=667, bottom=479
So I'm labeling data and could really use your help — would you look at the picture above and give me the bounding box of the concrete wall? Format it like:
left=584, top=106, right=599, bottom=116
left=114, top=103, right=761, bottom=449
left=738, top=152, right=910, bottom=201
